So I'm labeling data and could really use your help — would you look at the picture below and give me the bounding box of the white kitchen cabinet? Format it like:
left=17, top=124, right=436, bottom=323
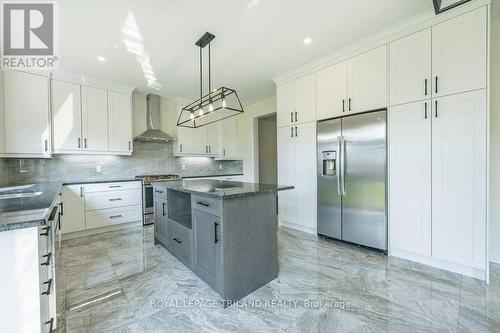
left=51, top=80, right=82, bottom=152
left=277, top=81, right=295, bottom=127
left=219, top=116, right=238, bottom=158
left=176, top=125, right=194, bottom=154
left=431, top=90, right=486, bottom=269
left=316, top=62, right=348, bottom=120
left=277, top=122, right=316, bottom=233
left=390, top=29, right=432, bottom=106
left=108, top=91, right=132, bottom=153
left=389, top=100, right=432, bottom=256
left=61, top=185, right=85, bottom=233
left=294, top=74, right=316, bottom=124
left=193, top=126, right=208, bottom=155
left=82, top=86, right=108, bottom=151
left=206, top=121, right=221, bottom=155
left=277, top=74, right=315, bottom=127
left=432, top=7, right=487, bottom=98
left=347, top=45, right=387, bottom=114
left=2, top=70, right=50, bottom=157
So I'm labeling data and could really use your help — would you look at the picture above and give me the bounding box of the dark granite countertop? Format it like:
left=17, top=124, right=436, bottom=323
left=182, top=173, right=244, bottom=179
left=151, top=179, right=294, bottom=199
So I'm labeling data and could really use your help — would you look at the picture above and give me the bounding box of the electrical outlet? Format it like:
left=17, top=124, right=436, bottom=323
left=218, top=164, right=223, bottom=170
left=181, top=164, right=186, bottom=170
left=96, top=165, right=102, bottom=173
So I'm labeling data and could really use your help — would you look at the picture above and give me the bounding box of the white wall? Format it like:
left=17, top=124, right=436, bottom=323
left=236, top=97, right=276, bottom=182
left=489, top=2, right=500, bottom=263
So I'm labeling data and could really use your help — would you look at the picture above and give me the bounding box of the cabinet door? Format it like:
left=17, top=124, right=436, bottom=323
left=276, top=81, right=294, bottom=127
left=154, top=196, right=169, bottom=244
left=277, top=126, right=296, bottom=224
left=206, top=121, right=221, bottom=156
left=193, top=209, right=221, bottom=291
left=193, top=126, right=208, bottom=155
left=431, top=90, right=486, bottom=269
left=221, top=116, right=237, bottom=158
left=389, top=101, right=431, bottom=256
left=3, top=70, right=50, bottom=156
left=390, top=29, right=432, bottom=106
left=61, top=185, right=85, bottom=233
left=294, top=122, right=317, bottom=231
left=176, top=126, right=194, bottom=154
left=108, top=91, right=132, bottom=153
left=316, top=62, right=348, bottom=120
left=432, top=7, right=487, bottom=97
left=51, top=80, right=82, bottom=151
left=82, top=86, right=108, bottom=151
left=294, top=73, right=316, bottom=124
left=348, top=46, right=387, bottom=114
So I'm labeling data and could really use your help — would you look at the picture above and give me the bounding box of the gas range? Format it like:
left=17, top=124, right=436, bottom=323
left=136, top=174, right=181, bottom=225
left=136, top=174, right=182, bottom=185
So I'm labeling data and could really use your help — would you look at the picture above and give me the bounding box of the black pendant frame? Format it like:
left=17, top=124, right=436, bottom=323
left=177, top=32, right=244, bottom=129
left=432, top=0, right=471, bottom=14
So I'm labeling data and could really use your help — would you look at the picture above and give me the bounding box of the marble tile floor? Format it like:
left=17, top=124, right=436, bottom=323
left=54, top=226, right=500, bottom=333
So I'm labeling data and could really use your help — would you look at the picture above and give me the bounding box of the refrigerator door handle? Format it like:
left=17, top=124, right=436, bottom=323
left=336, top=136, right=342, bottom=196
left=340, top=136, right=347, bottom=196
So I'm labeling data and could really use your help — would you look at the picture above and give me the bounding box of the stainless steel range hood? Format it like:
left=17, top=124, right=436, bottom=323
left=135, top=94, right=175, bottom=142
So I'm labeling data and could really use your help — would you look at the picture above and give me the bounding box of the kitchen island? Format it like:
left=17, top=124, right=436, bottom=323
left=152, top=179, right=293, bottom=305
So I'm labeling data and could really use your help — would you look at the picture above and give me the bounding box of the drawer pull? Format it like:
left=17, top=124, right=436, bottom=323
left=214, top=222, right=219, bottom=244
left=109, top=185, right=122, bottom=188
left=173, top=238, right=182, bottom=244
left=42, top=279, right=52, bottom=295
left=162, top=202, right=166, bottom=216
left=41, top=252, right=52, bottom=266
left=40, top=226, right=51, bottom=237
left=197, top=201, right=210, bottom=207
left=109, top=215, right=122, bottom=219
left=109, top=198, right=122, bottom=201
left=45, top=318, right=54, bottom=332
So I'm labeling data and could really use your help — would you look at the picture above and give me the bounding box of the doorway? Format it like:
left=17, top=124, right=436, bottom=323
left=257, top=114, right=277, bottom=185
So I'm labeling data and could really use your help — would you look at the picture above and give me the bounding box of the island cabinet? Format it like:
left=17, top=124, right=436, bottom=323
left=152, top=180, right=290, bottom=304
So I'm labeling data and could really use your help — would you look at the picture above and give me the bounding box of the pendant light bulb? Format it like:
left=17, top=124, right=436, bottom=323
left=222, top=97, right=226, bottom=108
left=189, top=111, right=195, bottom=120
left=198, top=104, right=204, bottom=116
left=208, top=103, right=214, bottom=112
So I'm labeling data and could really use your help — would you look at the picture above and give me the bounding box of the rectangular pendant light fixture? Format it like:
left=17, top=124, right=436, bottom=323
left=177, top=32, right=244, bottom=129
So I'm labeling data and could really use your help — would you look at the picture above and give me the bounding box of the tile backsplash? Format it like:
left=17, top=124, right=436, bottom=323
left=0, top=141, right=242, bottom=186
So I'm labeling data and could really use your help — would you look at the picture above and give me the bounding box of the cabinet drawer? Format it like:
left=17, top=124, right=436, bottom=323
left=84, top=181, right=141, bottom=193
left=169, top=220, right=191, bottom=266
left=192, top=195, right=222, bottom=217
left=85, top=189, right=141, bottom=211
left=85, top=205, right=141, bottom=229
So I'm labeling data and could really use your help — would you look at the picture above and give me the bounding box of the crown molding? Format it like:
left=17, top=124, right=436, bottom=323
left=272, top=0, right=491, bottom=85
left=51, top=71, right=136, bottom=94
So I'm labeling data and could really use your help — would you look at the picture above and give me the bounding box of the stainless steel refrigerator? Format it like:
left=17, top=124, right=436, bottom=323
left=317, top=110, right=387, bottom=251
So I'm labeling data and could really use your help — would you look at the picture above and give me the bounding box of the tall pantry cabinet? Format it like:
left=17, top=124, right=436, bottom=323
left=389, top=7, right=488, bottom=278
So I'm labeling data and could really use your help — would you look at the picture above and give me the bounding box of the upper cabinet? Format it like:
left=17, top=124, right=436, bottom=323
left=51, top=78, right=133, bottom=156
left=316, top=62, right=348, bottom=120
left=1, top=70, right=50, bottom=158
left=432, top=7, right=487, bottom=98
left=82, top=86, right=108, bottom=152
left=219, top=116, right=238, bottom=159
left=315, top=46, right=387, bottom=121
left=108, top=91, right=132, bottom=153
left=390, top=8, right=487, bottom=106
left=390, top=29, right=432, bottom=106
left=277, top=73, right=315, bottom=127
left=52, top=80, right=82, bottom=152
left=347, top=46, right=387, bottom=114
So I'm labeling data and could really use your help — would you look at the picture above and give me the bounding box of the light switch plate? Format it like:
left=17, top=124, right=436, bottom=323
left=218, top=164, right=223, bottom=170
left=96, top=165, right=102, bottom=173
left=181, top=164, right=186, bottom=170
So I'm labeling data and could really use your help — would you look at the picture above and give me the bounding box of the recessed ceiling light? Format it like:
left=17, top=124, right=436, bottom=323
left=97, top=56, right=106, bottom=62
left=303, top=37, right=312, bottom=45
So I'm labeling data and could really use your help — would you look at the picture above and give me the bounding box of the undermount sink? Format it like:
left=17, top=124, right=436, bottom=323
left=0, top=192, right=43, bottom=200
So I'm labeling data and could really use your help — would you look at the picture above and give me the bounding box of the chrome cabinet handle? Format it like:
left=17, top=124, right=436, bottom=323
left=294, top=111, right=297, bottom=122
left=80, top=186, right=83, bottom=197
left=424, top=102, right=428, bottom=119
left=78, top=138, right=81, bottom=148
left=109, top=198, right=122, bottom=201
left=128, top=141, right=131, bottom=150
left=348, top=98, right=352, bottom=111
left=84, top=138, right=87, bottom=148
left=109, top=185, right=122, bottom=188
left=435, top=76, right=438, bottom=94
left=44, top=140, right=48, bottom=152
left=197, top=201, right=209, bottom=207
left=294, top=126, right=297, bottom=137
left=40, top=226, right=51, bottom=237
left=340, top=136, right=346, bottom=196
left=41, top=252, right=52, bottom=266
left=162, top=202, right=166, bottom=216
left=342, top=99, right=345, bottom=112
left=109, top=215, right=122, bottom=219
left=180, top=144, right=183, bottom=152
left=290, top=112, right=293, bottom=123
left=45, top=318, right=54, bottom=332
left=425, top=79, right=428, bottom=96
left=435, top=100, right=438, bottom=118
left=214, top=222, right=219, bottom=244
left=290, top=127, right=293, bottom=138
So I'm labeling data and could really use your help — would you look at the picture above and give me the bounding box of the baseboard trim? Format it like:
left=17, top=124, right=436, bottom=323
left=61, top=220, right=143, bottom=240
left=390, top=248, right=486, bottom=280
left=279, top=220, right=317, bottom=235
left=489, top=250, right=500, bottom=264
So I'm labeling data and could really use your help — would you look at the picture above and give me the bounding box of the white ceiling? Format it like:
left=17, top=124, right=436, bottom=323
left=58, top=0, right=433, bottom=105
